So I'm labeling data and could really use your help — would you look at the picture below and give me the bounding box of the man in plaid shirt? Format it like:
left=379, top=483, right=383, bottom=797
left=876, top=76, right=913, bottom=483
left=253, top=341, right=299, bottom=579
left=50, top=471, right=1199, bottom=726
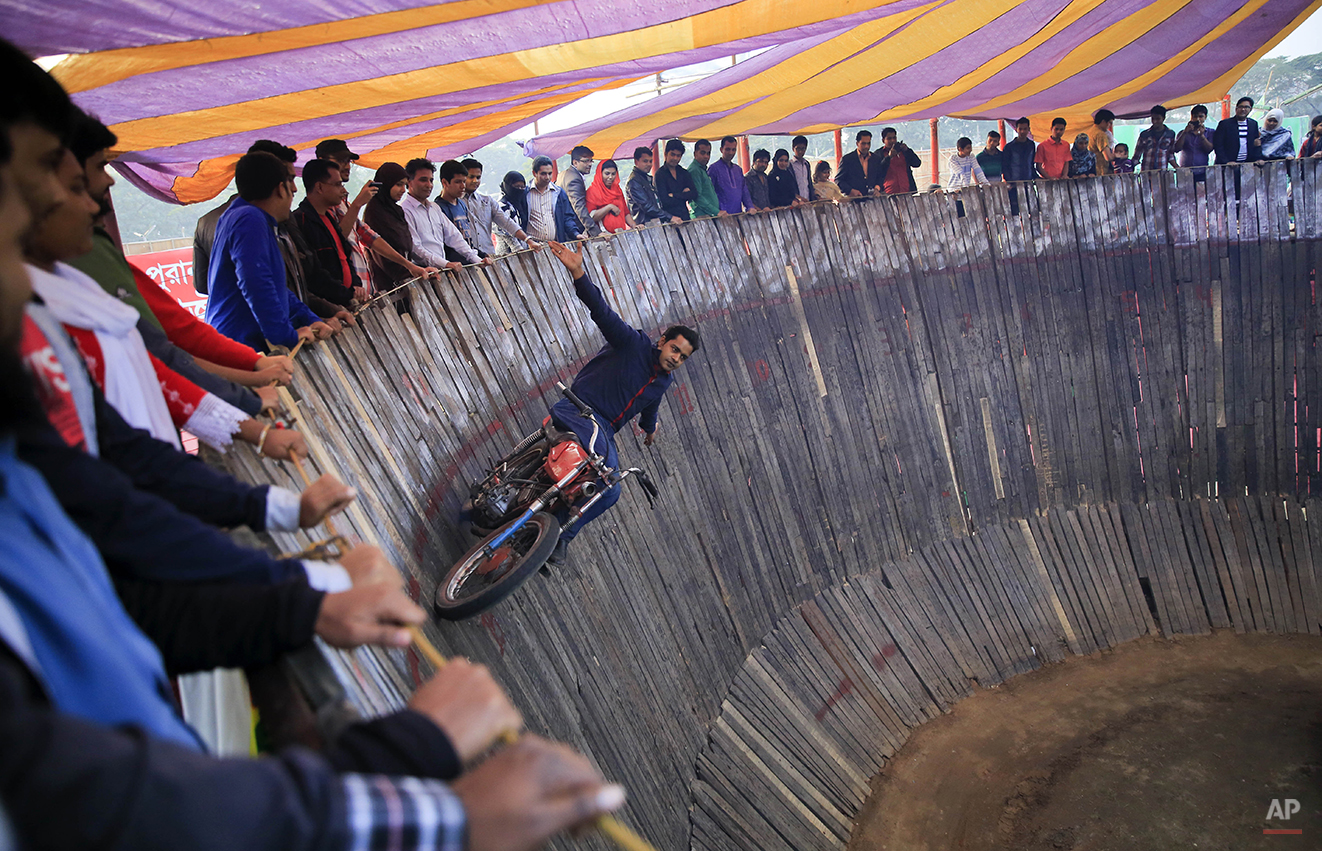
left=1133, top=105, right=1177, bottom=172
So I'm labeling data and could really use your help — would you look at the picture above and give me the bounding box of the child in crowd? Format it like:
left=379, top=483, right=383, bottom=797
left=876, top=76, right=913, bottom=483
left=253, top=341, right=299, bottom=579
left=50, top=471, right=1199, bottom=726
left=812, top=161, right=845, bottom=201
left=946, top=137, right=988, bottom=191
left=1111, top=143, right=1135, bottom=174
left=1069, top=133, right=1096, bottom=178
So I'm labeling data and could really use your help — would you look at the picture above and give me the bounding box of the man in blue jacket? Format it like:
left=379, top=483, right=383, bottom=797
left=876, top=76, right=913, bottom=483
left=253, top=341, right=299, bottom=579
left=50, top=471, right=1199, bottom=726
left=544, top=240, right=700, bottom=566
left=205, top=151, right=333, bottom=350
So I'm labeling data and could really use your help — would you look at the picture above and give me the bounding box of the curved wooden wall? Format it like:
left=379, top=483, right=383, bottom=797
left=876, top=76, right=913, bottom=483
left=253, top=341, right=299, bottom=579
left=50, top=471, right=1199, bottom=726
left=692, top=495, right=1322, bottom=850
left=223, top=161, right=1322, bottom=851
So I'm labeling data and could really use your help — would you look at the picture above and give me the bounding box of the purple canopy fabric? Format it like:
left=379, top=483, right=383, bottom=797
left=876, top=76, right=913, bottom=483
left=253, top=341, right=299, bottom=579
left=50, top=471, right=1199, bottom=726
left=8, top=0, right=1313, bottom=202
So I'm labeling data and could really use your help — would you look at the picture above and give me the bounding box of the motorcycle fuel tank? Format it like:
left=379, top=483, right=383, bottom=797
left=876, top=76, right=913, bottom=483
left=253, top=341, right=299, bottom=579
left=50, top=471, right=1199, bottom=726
left=544, top=440, right=588, bottom=483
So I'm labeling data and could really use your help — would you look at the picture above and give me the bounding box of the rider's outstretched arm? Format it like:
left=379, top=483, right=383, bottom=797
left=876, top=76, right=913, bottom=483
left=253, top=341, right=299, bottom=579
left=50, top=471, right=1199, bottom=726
left=549, top=242, right=641, bottom=351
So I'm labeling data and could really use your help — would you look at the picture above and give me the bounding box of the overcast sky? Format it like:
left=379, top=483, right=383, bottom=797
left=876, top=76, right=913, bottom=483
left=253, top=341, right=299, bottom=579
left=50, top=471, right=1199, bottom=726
left=1268, top=11, right=1322, bottom=58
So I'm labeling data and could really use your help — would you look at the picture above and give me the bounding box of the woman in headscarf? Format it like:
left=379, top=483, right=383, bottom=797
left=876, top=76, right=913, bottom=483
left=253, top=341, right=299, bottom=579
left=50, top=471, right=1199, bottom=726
left=586, top=160, right=632, bottom=233
left=1260, top=108, right=1295, bottom=160
left=1068, top=133, right=1096, bottom=178
left=767, top=149, right=798, bottom=208
left=361, top=161, right=420, bottom=293
left=496, top=171, right=530, bottom=255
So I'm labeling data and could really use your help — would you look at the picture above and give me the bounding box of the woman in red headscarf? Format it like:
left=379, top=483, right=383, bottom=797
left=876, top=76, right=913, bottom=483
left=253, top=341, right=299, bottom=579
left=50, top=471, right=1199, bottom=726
left=586, top=159, right=632, bottom=233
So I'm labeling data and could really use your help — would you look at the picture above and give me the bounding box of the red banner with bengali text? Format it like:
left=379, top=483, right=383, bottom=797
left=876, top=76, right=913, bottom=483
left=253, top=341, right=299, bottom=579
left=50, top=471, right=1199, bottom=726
left=126, top=248, right=206, bottom=317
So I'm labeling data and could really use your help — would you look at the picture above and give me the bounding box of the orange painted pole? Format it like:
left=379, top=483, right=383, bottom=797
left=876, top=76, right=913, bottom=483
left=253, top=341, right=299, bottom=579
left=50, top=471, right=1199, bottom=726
left=738, top=136, right=751, bottom=172
left=998, top=119, right=1007, bottom=150
left=833, top=128, right=843, bottom=167
left=1221, top=95, right=1232, bottom=119
left=929, top=118, right=940, bottom=187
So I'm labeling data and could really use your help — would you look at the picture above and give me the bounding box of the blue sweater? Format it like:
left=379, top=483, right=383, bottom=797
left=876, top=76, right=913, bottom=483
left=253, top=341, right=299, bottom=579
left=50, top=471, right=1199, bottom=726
left=568, top=272, right=672, bottom=434
left=0, top=438, right=202, bottom=750
left=205, top=198, right=319, bottom=350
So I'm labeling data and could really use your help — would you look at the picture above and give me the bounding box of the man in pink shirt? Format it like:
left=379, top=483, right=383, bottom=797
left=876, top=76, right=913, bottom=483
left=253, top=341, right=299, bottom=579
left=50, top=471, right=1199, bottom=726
left=1034, top=117, right=1071, bottom=179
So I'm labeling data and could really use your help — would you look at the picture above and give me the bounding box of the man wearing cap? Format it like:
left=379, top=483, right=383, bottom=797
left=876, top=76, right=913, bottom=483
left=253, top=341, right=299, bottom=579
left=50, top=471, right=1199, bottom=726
left=315, top=139, right=436, bottom=296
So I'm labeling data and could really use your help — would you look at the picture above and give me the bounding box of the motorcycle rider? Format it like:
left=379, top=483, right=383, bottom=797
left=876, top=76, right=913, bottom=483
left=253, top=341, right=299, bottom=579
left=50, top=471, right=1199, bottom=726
left=544, top=240, right=699, bottom=566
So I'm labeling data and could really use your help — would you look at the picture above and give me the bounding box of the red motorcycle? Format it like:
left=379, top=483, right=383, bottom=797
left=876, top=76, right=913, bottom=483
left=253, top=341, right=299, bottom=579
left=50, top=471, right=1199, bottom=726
left=434, top=383, right=657, bottom=619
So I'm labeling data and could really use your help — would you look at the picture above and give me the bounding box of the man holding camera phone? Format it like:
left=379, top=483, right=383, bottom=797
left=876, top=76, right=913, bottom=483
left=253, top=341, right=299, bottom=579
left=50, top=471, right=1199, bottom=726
left=878, top=127, right=922, bottom=195
left=316, top=138, right=438, bottom=298
left=1174, top=105, right=1216, bottom=182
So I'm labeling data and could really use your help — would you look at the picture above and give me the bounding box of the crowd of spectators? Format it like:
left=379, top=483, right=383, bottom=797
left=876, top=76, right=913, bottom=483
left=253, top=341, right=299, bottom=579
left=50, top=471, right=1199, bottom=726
left=185, top=98, right=1322, bottom=337
left=961, top=100, right=1319, bottom=194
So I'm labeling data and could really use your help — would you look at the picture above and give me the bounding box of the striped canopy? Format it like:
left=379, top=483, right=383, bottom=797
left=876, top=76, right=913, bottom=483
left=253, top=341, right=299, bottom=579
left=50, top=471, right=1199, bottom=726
left=9, top=0, right=1316, bottom=203
left=526, top=0, right=1322, bottom=159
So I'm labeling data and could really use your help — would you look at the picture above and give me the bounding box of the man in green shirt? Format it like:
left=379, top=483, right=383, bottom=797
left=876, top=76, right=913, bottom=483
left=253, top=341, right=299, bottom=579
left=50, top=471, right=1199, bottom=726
left=687, top=139, right=721, bottom=219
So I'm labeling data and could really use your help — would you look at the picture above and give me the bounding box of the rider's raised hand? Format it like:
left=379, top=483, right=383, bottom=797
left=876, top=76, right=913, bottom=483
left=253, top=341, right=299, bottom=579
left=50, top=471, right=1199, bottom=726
left=451, top=735, right=625, bottom=851
left=548, top=240, right=585, bottom=279
left=407, top=658, right=524, bottom=763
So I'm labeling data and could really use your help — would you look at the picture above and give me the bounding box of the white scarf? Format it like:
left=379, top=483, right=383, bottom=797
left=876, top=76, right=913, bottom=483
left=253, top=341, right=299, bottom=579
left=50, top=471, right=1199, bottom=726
left=27, top=262, right=181, bottom=449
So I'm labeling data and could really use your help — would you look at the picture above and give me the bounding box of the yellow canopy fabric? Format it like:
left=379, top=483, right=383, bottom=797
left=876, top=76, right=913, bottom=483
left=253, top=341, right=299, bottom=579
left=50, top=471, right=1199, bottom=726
left=7, top=0, right=1314, bottom=201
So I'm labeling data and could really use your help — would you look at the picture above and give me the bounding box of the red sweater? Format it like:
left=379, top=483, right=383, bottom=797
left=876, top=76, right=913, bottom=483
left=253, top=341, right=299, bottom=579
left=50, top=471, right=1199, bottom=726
left=132, top=265, right=261, bottom=371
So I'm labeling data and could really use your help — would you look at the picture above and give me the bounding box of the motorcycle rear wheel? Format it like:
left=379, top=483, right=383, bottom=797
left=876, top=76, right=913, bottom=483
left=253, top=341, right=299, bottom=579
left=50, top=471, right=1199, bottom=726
left=434, top=512, right=561, bottom=620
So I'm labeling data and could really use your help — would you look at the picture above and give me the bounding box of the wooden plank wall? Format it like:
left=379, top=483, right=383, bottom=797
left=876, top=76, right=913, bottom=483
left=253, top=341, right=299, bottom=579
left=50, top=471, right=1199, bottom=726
left=221, top=160, right=1322, bottom=851
left=696, top=494, right=1322, bottom=851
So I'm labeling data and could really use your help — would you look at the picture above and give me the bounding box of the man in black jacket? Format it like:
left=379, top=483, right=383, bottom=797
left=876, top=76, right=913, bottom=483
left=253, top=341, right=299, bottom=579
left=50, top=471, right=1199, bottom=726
left=876, top=127, right=922, bottom=194
left=1214, top=96, right=1263, bottom=165
left=655, top=138, right=697, bottom=221
left=292, top=158, right=362, bottom=308
left=836, top=130, right=883, bottom=197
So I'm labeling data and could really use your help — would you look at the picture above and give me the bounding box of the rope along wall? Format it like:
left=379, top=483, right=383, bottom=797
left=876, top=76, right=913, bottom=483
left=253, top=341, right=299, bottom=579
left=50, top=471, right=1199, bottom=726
left=221, top=160, right=1322, bottom=851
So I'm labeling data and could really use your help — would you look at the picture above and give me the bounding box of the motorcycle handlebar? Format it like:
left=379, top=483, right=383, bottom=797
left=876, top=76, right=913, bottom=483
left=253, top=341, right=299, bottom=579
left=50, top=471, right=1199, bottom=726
left=557, top=381, right=593, bottom=417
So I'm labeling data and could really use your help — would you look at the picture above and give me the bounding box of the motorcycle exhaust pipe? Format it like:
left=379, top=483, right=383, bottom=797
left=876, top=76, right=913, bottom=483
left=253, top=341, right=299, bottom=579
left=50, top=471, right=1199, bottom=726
left=580, top=481, right=598, bottom=498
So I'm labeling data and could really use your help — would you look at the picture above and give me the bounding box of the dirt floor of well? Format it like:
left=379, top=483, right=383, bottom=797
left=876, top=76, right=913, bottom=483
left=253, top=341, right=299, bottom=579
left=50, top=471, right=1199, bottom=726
left=849, top=632, right=1322, bottom=851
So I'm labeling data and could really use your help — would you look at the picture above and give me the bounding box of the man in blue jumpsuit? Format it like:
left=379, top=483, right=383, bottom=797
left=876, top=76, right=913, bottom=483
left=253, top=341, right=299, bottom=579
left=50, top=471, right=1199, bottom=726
left=545, top=240, right=700, bottom=565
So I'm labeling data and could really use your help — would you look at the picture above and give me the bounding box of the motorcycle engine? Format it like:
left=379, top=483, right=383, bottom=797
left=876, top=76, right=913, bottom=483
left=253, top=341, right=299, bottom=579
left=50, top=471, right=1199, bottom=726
left=478, top=484, right=513, bottom=518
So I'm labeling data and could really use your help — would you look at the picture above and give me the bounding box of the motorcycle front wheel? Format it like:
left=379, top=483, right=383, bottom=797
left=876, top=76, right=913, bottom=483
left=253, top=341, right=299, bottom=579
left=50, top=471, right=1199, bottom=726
left=434, top=512, right=561, bottom=620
